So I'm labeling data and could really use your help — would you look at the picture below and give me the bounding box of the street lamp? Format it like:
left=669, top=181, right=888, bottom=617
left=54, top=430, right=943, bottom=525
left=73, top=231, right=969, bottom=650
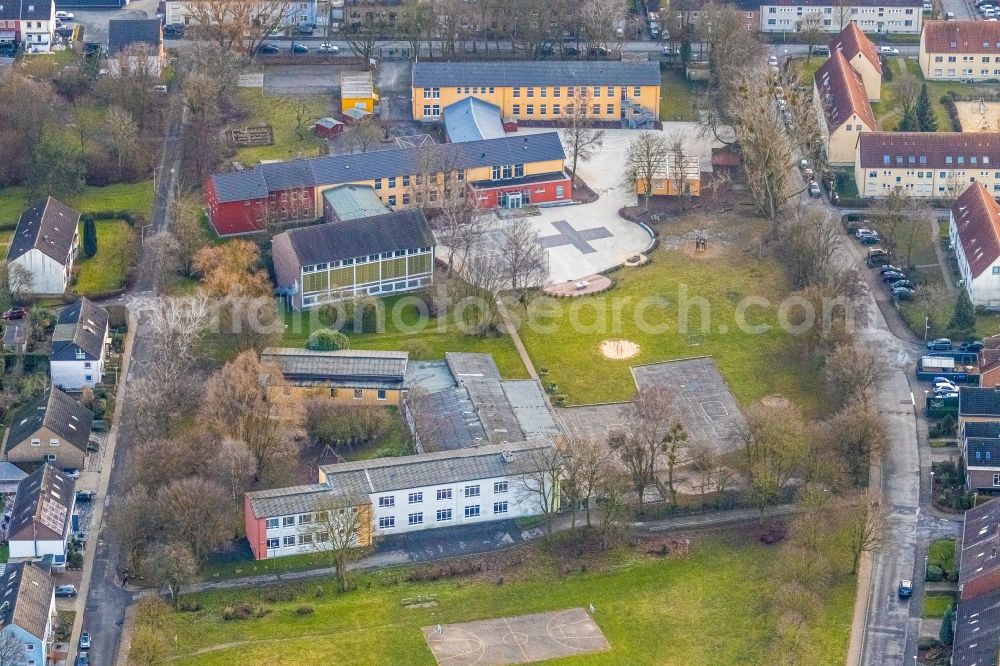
left=924, top=554, right=928, bottom=579
left=924, top=315, right=930, bottom=342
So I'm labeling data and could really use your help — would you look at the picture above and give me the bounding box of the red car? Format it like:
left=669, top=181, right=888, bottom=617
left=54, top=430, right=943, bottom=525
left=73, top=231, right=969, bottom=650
left=1, top=308, right=25, bottom=320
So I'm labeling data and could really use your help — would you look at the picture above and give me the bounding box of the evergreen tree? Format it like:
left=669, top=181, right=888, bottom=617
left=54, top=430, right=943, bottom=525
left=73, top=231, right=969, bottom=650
left=939, top=604, right=955, bottom=646
left=916, top=84, right=937, bottom=132
left=949, top=290, right=977, bottom=339
left=897, top=108, right=918, bottom=132
left=82, top=217, right=97, bottom=258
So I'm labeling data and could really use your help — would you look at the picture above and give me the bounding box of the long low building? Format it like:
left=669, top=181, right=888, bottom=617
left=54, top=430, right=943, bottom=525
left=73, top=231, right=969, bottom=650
left=919, top=20, right=1000, bottom=81
left=410, top=60, right=661, bottom=125
left=759, top=0, right=922, bottom=34
left=854, top=132, right=1000, bottom=198
left=260, top=348, right=409, bottom=405
left=204, top=133, right=570, bottom=236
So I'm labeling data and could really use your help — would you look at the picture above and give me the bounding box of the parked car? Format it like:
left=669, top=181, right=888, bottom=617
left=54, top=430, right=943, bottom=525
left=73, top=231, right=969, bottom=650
left=867, top=248, right=890, bottom=265
left=856, top=228, right=877, bottom=238
left=258, top=43, right=280, bottom=54
left=63, top=468, right=80, bottom=479
left=879, top=264, right=903, bottom=274
left=80, top=632, right=91, bottom=650
left=808, top=182, right=821, bottom=197
left=319, top=43, right=339, bottom=53
left=811, top=45, right=830, bottom=56
left=878, top=46, right=900, bottom=55
left=898, top=579, right=913, bottom=599
left=960, top=340, right=985, bottom=352
left=75, top=491, right=96, bottom=502
left=55, top=585, right=78, bottom=598
left=291, top=42, right=309, bottom=53
left=563, top=46, right=581, bottom=56
left=163, top=23, right=185, bottom=38
left=934, top=386, right=958, bottom=396
left=860, top=234, right=881, bottom=245
left=768, top=55, right=778, bottom=66
left=55, top=10, right=74, bottom=19
left=927, top=338, right=953, bottom=351
left=889, top=279, right=915, bottom=290
left=588, top=46, right=610, bottom=57
left=662, top=45, right=677, bottom=56
left=881, top=271, right=906, bottom=283
left=55, top=26, right=74, bottom=37
left=297, top=25, right=314, bottom=35
left=74, top=654, right=89, bottom=666
left=1, top=307, right=25, bottom=320
left=803, top=168, right=815, bottom=181
left=892, top=287, right=915, bottom=300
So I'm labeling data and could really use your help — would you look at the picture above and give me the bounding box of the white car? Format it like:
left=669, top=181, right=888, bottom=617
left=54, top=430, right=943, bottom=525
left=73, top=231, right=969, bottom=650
left=319, top=43, right=339, bottom=53
left=55, top=10, right=73, bottom=19
left=878, top=46, right=900, bottom=56
left=768, top=55, right=778, bottom=66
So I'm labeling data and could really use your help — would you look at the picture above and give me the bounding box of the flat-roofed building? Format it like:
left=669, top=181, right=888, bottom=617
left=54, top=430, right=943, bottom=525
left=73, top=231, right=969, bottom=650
left=321, top=184, right=390, bottom=223
left=760, top=0, right=922, bottom=35
left=919, top=20, right=1000, bottom=81
left=260, top=347, right=408, bottom=406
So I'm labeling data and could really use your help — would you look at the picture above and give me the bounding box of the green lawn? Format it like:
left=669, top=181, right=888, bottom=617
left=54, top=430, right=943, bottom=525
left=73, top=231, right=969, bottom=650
left=281, top=296, right=529, bottom=379
left=928, top=538, right=956, bottom=579
left=873, top=58, right=995, bottom=131
left=0, top=182, right=154, bottom=229
left=74, top=220, right=132, bottom=295
left=788, top=55, right=827, bottom=87
left=660, top=68, right=702, bottom=122
left=922, top=593, right=955, bottom=619
left=516, top=243, right=818, bottom=409
left=233, top=89, right=329, bottom=165
left=137, top=535, right=856, bottom=666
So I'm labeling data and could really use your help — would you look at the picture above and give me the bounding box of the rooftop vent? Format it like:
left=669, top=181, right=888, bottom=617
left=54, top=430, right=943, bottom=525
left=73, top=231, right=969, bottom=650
left=501, top=450, right=515, bottom=463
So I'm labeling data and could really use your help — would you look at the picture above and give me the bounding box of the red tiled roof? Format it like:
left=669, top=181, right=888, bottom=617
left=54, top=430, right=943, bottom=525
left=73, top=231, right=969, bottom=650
left=814, top=51, right=876, bottom=131
left=830, top=21, right=882, bottom=74
left=952, top=181, right=1000, bottom=280
left=857, top=132, right=1000, bottom=169
left=922, top=20, right=1000, bottom=54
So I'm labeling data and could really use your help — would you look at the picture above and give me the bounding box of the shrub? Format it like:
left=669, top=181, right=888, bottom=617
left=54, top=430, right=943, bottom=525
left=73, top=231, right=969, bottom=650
left=295, top=605, right=315, bottom=616
left=940, top=93, right=962, bottom=131
left=400, top=339, right=432, bottom=360
left=926, top=564, right=945, bottom=582
left=917, top=637, right=939, bottom=651
left=342, top=297, right=381, bottom=334
left=82, top=217, right=97, bottom=258
left=306, top=329, right=350, bottom=351
left=222, top=604, right=254, bottom=621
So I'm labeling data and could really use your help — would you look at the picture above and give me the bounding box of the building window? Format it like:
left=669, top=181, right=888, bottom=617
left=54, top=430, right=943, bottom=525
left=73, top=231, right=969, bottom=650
left=379, top=495, right=394, bottom=507
left=553, top=104, right=561, bottom=115
left=298, top=534, right=312, bottom=545
left=553, top=87, right=561, bottom=97
left=592, top=104, right=600, bottom=115
left=994, top=266, right=1000, bottom=275
left=283, top=535, right=296, bottom=547
left=436, top=488, right=452, bottom=500
left=283, top=516, right=295, bottom=527
left=556, top=185, right=565, bottom=198
left=354, top=389, right=363, bottom=400
left=540, top=87, right=546, bottom=97
left=437, top=508, right=452, bottom=521
left=84, top=362, right=92, bottom=368
left=515, top=164, right=524, bottom=177
left=633, top=86, right=641, bottom=97
left=267, top=537, right=280, bottom=548
left=606, top=86, right=614, bottom=97
left=266, top=517, right=279, bottom=529
left=374, top=178, right=382, bottom=190
left=607, top=104, right=614, bottom=115
left=388, top=195, right=396, bottom=206
left=526, top=104, right=534, bottom=115
left=408, top=512, right=423, bottom=525
left=30, top=439, right=40, bottom=447
left=512, top=104, right=520, bottom=115
left=494, top=501, right=509, bottom=514
left=465, top=484, right=480, bottom=498
left=402, top=194, right=411, bottom=205
left=494, top=481, right=508, bottom=494
left=540, top=104, right=547, bottom=115
left=388, top=176, right=396, bottom=188
left=464, top=505, right=481, bottom=518
left=513, top=87, right=520, bottom=98
left=994, top=473, right=1000, bottom=486
left=379, top=516, right=395, bottom=529
left=526, top=87, right=534, bottom=97
left=492, top=166, right=501, bottom=180
left=408, top=492, right=423, bottom=504
left=299, top=513, right=313, bottom=524
left=592, top=86, right=600, bottom=97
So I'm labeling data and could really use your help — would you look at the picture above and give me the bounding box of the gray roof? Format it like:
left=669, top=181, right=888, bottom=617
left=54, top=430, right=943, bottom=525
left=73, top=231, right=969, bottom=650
left=965, top=422, right=1000, bottom=439
left=246, top=483, right=367, bottom=518
left=446, top=352, right=503, bottom=381
left=412, top=61, right=662, bottom=88
left=8, top=465, right=75, bottom=543
left=501, top=380, right=562, bottom=438
left=341, top=72, right=374, bottom=98
left=967, top=437, right=1000, bottom=468
left=954, top=587, right=1000, bottom=666
left=0, top=562, right=54, bottom=641
left=6, top=197, right=80, bottom=264
left=0, top=0, right=52, bottom=22
left=261, top=348, right=408, bottom=389
left=961, top=499, right=1000, bottom=582
left=412, top=385, right=491, bottom=452
left=0, top=462, right=27, bottom=484
left=275, top=210, right=434, bottom=267
left=5, top=388, right=93, bottom=454
left=107, top=18, right=161, bottom=54
left=319, top=439, right=558, bottom=495
left=960, top=387, right=1000, bottom=417
left=443, top=97, right=506, bottom=143
left=322, top=184, right=390, bottom=222
left=210, top=133, right=566, bottom=203
left=51, top=298, right=109, bottom=361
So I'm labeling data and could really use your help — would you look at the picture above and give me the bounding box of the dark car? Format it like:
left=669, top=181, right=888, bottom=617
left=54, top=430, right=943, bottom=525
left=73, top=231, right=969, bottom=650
left=960, top=340, right=985, bottom=352
left=927, top=338, right=953, bottom=351
left=892, top=287, right=915, bottom=300
left=76, top=490, right=96, bottom=502
left=811, top=45, right=830, bottom=56
left=56, top=26, right=74, bottom=37
left=536, top=44, right=554, bottom=56
left=1, top=307, right=25, bottom=320
left=297, top=25, right=314, bottom=35
left=291, top=42, right=309, bottom=53
left=898, top=579, right=913, bottom=599
left=563, top=46, right=581, bottom=56
left=75, top=654, right=89, bottom=666
left=881, top=271, right=906, bottom=283
left=55, top=585, right=77, bottom=598
left=879, top=264, right=903, bottom=275
left=890, top=279, right=915, bottom=291
left=163, top=23, right=185, bottom=38
left=258, top=43, right=280, bottom=54
left=808, top=182, right=822, bottom=198
left=588, top=46, right=610, bottom=57
left=860, top=234, right=881, bottom=245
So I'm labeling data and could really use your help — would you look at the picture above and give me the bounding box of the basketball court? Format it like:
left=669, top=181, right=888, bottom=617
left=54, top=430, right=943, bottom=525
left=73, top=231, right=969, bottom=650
left=422, top=608, right=610, bottom=666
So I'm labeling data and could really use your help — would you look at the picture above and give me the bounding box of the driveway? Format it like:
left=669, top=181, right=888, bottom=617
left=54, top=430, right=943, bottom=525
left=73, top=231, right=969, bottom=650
left=70, top=0, right=159, bottom=47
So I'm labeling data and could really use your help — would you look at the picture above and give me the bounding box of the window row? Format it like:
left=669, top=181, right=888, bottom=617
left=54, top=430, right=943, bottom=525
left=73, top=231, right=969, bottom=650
left=380, top=481, right=508, bottom=508
left=266, top=532, right=333, bottom=549
left=265, top=508, right=356, bottom=531
left=378, top=502, right=509, bottom=529
left=301, top=247, right=432, bottom=273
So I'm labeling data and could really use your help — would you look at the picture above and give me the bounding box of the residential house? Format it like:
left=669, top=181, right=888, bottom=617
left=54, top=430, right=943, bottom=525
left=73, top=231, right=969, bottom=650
left=979, top=336, right=1000, bottom=388
left=320, top=184, right=389, bottom=223
left=164, top=0, right=310, bottom=31
left=830, top=21, right=882, bottom=101
left=260, top=348, right=408, bottom=407
left=4, top=388, right=93, bottom=469
left=49, top=298, right=110, bottom=390
left=854, top=132, right=1000, bottom=198
left=272, top=209, right=434, bottom=309
left=107, top=18, right=164, bottom=76
left=759, top=0, right=922, bottom=35
left=340, top=71, right=378, bottom=115
left=953, top=499, right=1000, bottom=665
left=0, top=562, right=57, bottom=666
left=813, top=51, right=877, bottom=166
left=670, top=0, right=760, bottom=35
left=965, top=434, right=1000, bottom=493
left=442, top=97, right=507, bottom=144
left=7, top=465, right=75, bottom=559
left=204, top=132, right=570, bottom=235
left=919, top=20, right=1000, bottom=81
left=5, top=197, right=79, bottom=295
left=244, top=439, right=558, bottom=559
left=949, top=182, right=1000, bottom=309
left=410, top=61, right=661, bottom=124
left=959, top=387, right=1000, bottom=441
left=0, top=462, right=27, bottom=496
left=0, top=0, right=55, bottom=53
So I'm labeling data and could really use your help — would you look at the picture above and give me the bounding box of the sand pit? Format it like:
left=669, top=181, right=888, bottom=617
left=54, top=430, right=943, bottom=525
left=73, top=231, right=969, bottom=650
left=601, top=339, right=640, bottom=360
left=955, top=100, right=1000, bottom=133
left=761, top=394, right=790, bottom=408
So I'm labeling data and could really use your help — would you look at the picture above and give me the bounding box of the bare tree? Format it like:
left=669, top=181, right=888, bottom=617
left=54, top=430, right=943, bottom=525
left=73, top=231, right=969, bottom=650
left=623, top=131, right=670, bottom=212
left=108, top=484, right=154, bottom=573
left=182, top=72, right=222, bottom=181
left=157, top=477, right=234, bottom=562
left=344, top=15, right=385, bottom=62
left=214, top=438, right=258, bottom=504
left=499, top=218, right=547, bottom=302
left=3, top=262, right=34, bottom=302
left=222, top=296, right=282, bottom=353
left=283, top=96, right=316, bottom=140
left=608, top=386, right=676, bottom=505
left=818, top=403, right=888, bottom=487
left=452, top=251, right=507, bottom=335
left=515, top=445, right=564, bottom=536
left=893, top=72, right=922, bottom=123
left=661, top=423, right=691, bottom=507
left=299, top=498, right=369, bottom=592
left=823, top=342, right=887, bottom=409
left=169, top=193, right=208, bottom=277
left=0, top=628, right=26, bottom=666
left=183, top=0, right=297, bottom=56
left=143, top=542, right=198, bottom=608
left=106, top=105, right=139, bottom=180
left=595, top=471, right=630, bottom=550
left=871, top=191, right=931, bottom=270
left=777, top=205, right=841, bottom=289
left=345, top=116, right=382, bottom=153
left=841, top=491, right=890, bottom=574
left=561, top=90, right=605, bottom=177
left=561, top=438, right=611, bottom=528
left=799, top=11, right=825, bottom=62
left=738, top=401, right=808, bottom=519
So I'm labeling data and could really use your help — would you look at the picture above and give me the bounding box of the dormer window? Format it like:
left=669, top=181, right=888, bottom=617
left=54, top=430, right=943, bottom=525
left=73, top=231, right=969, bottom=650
left=75, top=350, right=85, bottom=360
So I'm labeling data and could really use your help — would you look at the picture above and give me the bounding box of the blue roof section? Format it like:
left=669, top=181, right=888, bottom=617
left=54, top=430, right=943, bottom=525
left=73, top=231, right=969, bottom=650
left=412, top=60, right=662, bottom=88
left=322, top=184, right=390, bottom=221
left=209, top=133, right=566, bottom=203
left=443, top=97, right=506, bottom=143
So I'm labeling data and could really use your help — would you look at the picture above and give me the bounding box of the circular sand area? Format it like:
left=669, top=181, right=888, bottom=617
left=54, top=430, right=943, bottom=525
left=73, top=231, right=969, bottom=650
left=761, top=394, right=790, bottom=408
left=600, top=339, right=640, bottom=360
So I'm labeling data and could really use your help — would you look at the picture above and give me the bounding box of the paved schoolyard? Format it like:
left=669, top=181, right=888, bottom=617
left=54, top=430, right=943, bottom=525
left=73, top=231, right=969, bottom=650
left=557, top=357, right=745, bottom=456
left=423, top=608, right=609, bottom=666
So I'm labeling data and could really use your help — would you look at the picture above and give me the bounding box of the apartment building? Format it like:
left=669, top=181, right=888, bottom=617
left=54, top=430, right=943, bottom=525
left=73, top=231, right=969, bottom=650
left=953, top=500, right=1000, bottom=664
left=814, top=51, right=877, bottom=166
left=854, top=132, right=1000, bottom=198
left=760, top=0, right=922, bottom=34
left=950, top=181, right=1000, bottom=309
left=410, top=61, right=661, bottom=125
left=830, top=21, right=882, bottom=101
left=0, top=0, right=55, bottom=53
left=919, top=20, right=1000, bottom=81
